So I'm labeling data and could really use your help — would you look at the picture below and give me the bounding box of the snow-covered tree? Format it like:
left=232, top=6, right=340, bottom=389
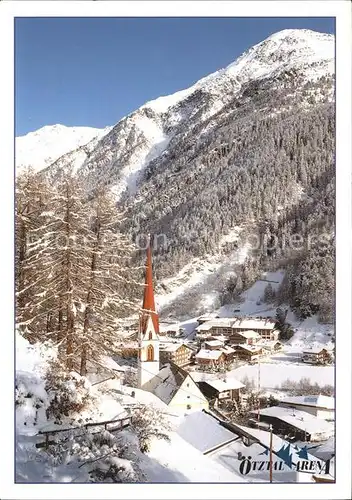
left=16, top=173, right=140, bottom=373
left=79, top=187, right=138, bottom=376
left=16, top=168, right=53, bottom=342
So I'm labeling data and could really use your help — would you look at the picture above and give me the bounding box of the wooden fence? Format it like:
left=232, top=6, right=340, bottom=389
left=36, top=415, right=132, bottom=450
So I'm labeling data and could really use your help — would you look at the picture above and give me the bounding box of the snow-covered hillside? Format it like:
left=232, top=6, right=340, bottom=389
left=16, top=333, right=245, bottom=483
left=16, top=124, right=112, bottom=173
left=15, top=28, right=335, bottom=324
left=142, top=29, right=334, bottom=114
left=77, top=29, right=334, bottom=197
left=17, top=29, right=334, bottom=198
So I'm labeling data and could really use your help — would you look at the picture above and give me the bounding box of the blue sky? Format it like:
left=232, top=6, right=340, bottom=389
left=15, top=17, right=335, bottom=136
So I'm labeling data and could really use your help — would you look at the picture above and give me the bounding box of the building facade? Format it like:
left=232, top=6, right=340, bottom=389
left=233, top=345, right=265, bottom=363
left=160, top=343, right=193, bottom=367
left=195, top=349, right=227, bottom=368
left=198, top=378, right=244, bottom=402
left=196, top=317, right=279, bottom=342
left=302, top=348, right=332, bottom=365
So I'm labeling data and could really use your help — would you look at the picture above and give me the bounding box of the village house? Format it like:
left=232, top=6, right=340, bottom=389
left=255, top=340, right=283, bottom=354
left=198, top=378, right=245, bottom=403
left=159, top=342, right=193, bottom=367
left=279, top=395, right=335, bottom=421
left=203, top=339, right=224, bottom=350
left=209, top=334, right=228, bottom=344
left=229, top=329, right=261, bottom=345
left=302, top=347, right=332, bottom=365
left=251, top=406, right=334, bottom=442
left=195, top=349, right=227, bottom=369
left=195, top=317, right=279, bottom=342
left=233, top=344, right=266, bottom=363
left=143, top=362, right=209, bottom=413
left=231, top=317, right=279, bottom=340
left=221, top=345, right=236, bottom=363
left=196, top=318, right=234, bottom=338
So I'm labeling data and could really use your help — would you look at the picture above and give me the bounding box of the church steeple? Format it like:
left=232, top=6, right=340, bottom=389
left=141, top=238, right=159, bottom=335
left=138, top=238, right=160, bottom=389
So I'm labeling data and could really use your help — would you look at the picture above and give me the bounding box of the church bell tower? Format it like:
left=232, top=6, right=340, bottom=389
left=137, top=239, right=160, bottom=389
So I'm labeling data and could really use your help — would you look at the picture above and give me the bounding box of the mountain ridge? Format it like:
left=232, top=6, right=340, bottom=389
left=16, top=29, right=335, bottom=320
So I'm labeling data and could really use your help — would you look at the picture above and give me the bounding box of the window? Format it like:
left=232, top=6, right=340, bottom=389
left=147, top=344, right=154, bottom=361
left=148, top=331, right=153, bottom=340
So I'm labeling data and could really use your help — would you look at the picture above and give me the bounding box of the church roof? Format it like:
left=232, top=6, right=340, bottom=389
left=141, top=240, right=159, bottom=334
left=146, top=362, right=193, bottom=405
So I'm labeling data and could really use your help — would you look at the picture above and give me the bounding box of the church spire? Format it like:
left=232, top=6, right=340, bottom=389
left=141, top=237, right=159, bottom=335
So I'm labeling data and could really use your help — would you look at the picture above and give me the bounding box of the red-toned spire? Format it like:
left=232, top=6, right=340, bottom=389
left=141, top=238, right=159, bottom=335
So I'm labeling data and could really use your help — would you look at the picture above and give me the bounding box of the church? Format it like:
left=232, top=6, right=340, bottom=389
left=137, top=241, right=208, bottom=414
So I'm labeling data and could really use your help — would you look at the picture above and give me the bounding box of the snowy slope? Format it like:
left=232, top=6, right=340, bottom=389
left=16, top=124, right=112, bottom=173
left=143, top=29, right=334, bottom=114
left=33, top=29, right=334, bottom=202
left=16, top=335, right=245, bottom=483
left=141, top=432, right=246, bottom=483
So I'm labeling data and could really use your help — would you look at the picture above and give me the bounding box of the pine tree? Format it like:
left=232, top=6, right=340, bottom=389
left=263, top=283, right=275, bottom=303
left=17, top=174, right=91, bottom=367
left=79, top=187, right=138, bottom=376
left=16, top=169, right=54, bottom=342
left=16, top=172, right=140, bottom=374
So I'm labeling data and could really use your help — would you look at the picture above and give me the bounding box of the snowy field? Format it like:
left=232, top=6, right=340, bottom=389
left=190, top=362, right=334, bottom=389
left=234, top=362, right=334, bottom=388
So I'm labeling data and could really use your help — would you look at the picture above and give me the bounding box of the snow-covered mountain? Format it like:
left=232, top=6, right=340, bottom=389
left=16, top=29, right=335, bottom=319
left=73, top=29, right=334, bottom=197
left=16, top=29, right=334, bottom=191
left=16, top=124, right=112, bottom=173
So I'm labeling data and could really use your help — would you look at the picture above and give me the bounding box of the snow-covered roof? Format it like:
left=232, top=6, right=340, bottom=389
left=195, top=349, right=224, bottom=360
left=234, top=344, right=263, bottom=353
left=159, top=322, right=179, bottom=332
left=196, top=318, right=234, bottom=331
left=204, top=378, right=245, bottom=392
left=204, top=340, right=224, bottom=348
left=221, top=346, right=235, bottom=354
left=160, top=342, right=191, bottom=353
left=231, top=318, right=276, bottom=330
left=233, top=329, right=261, bottom=338
left=99, top=355, right=126, bottom=372
left=118, top=384, right=169, bottom=411
left=177, top=411, right=238, bottom=453
left=253, top=406, right=334, bottom=435
left=303, top=347, right=329, bottom=354
left=196, top=317, right=277, bottom=332
left=280, top=395, right=334, bottom=410
left=145, top=431, right=246, bottom=482
left=211, top=335, right=228, bottom=342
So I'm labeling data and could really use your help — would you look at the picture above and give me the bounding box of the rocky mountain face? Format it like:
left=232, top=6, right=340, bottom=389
left=16, top=29, right=335, bottom=320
